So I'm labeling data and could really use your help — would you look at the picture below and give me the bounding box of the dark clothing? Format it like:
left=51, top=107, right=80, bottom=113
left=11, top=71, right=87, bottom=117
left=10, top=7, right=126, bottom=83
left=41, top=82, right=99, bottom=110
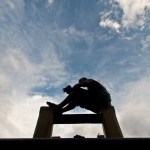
left=72, top=89, right=111, bottom=113
left=47, top=78, right=112, bottom=114
left=69, top=79, right=111, bottom=113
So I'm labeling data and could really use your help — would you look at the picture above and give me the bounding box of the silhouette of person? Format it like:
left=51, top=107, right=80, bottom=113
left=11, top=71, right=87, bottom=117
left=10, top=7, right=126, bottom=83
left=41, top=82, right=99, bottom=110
left=47, top=77, right=112, bottom=114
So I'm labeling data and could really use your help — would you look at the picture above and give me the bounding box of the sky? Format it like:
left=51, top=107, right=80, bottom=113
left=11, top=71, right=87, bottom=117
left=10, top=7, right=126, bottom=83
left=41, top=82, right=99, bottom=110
left=0, top=0, right=150, bottom=138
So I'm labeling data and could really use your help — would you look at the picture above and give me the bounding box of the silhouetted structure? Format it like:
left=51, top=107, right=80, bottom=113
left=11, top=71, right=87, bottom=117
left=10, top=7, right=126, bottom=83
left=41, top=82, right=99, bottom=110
left=33, top=105, right=123, bottom=138
left=33, top=78, right=123, bottom=139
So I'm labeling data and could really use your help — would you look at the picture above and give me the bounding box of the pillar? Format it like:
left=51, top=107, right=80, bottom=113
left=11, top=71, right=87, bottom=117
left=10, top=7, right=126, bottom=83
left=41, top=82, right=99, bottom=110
left=101, top=106, right=123, bottom=138
left=33, top=106, right=54, bottom=138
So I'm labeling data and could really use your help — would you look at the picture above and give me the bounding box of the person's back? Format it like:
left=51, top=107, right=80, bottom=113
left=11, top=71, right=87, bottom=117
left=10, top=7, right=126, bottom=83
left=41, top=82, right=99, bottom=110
left=72, top=77, right=111, bottom=113
left=88, top=79, right=111, bottom=103
left=84, top=78, right=109, bottom=93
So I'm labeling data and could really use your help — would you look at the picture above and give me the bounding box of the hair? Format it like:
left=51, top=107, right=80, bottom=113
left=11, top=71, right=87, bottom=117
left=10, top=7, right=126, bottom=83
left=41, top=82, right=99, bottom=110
left=79, top=77, right=87, bottom=82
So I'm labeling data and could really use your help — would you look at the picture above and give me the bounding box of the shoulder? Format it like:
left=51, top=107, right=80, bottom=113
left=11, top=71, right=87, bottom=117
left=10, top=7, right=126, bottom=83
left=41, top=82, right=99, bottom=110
left=87, top=79, right=97, bottom=83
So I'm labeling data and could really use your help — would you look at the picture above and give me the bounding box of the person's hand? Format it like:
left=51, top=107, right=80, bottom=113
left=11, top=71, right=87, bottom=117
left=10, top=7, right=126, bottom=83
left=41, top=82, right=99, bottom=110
left=62, top=85, right=72, bottom=93
left=72, top=83, right=80, bottom=90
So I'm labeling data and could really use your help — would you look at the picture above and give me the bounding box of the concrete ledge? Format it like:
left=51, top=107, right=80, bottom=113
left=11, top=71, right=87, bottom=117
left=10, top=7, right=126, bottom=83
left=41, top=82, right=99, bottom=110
left=0, top=138, right=149, bottom=147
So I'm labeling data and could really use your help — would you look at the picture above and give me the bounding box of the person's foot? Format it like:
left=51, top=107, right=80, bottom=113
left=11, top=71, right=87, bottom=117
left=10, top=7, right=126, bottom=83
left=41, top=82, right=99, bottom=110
left=46, top=101, right=57, bottom=109
left=46, top=101, right=62, bottom=116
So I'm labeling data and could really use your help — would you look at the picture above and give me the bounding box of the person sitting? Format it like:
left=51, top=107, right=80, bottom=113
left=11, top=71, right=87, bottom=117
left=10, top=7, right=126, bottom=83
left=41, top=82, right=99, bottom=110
left=47, top=77, right=112, bottom=114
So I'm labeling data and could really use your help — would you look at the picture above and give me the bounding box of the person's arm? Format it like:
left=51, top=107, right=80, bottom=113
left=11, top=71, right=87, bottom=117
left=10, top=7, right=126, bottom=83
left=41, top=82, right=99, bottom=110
left=72, top=79, right=91, bottom=90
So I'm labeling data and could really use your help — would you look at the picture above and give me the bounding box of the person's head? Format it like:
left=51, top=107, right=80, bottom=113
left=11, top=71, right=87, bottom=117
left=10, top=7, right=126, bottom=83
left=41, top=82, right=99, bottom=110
left=79, top=77, right=87, bottom=83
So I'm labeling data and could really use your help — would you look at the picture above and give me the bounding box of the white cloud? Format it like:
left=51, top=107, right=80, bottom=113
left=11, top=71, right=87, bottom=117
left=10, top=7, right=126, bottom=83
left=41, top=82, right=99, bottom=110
left=63, top=26, right=94, bottom=45
left=99, top=0, right=150, bottom=31
left=118, top=0, right=150, bottom=28
left=0, top=47, right=68, bottom=137
left=61, top=26, right=95, bottom=54
left=99, top=19, right=121, bottom=33
left=141, top=35, right=150, bottom=50
left=0, top=94, right=48, bottom=138
left=47, top=0, right=54, bottom=5
left=0, top=0, right=24, bottom=21
left=118, top=77, right=150, bottom=137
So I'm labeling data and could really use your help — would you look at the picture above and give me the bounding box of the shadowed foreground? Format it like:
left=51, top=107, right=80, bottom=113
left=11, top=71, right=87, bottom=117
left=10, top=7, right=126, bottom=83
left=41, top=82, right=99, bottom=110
left=0, top=138, right=149, bottom=147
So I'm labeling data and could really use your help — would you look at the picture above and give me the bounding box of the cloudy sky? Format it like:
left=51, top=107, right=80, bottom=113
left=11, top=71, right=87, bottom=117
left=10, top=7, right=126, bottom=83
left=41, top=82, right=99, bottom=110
left=0, top=0, right=150, bottom=138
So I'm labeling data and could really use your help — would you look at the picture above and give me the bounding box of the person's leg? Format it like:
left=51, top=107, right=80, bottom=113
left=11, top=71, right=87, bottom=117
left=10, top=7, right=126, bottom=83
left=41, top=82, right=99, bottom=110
left=46, top=101, right=57, bottom=109
left=46, top=92, right=78, bottom=113
left=46, top=92, right=77, bottom=108
left=57, top=88, right=87, bottom=109
left=57, top=92, right=77, bottom=108
left=47, top=88, right=88, bottom=113
left=61, top=102, right=77, bottom=113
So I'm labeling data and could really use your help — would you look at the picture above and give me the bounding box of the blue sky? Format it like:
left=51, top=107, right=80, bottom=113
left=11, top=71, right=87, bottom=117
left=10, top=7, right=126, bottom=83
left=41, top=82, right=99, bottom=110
left=0, top=0, right=150, bottom=138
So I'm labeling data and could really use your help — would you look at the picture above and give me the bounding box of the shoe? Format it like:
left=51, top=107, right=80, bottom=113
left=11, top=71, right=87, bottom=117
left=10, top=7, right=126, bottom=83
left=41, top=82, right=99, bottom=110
left=46, top=101, right=57, bottom=109
left=46, top=101, right=62, bottom=116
